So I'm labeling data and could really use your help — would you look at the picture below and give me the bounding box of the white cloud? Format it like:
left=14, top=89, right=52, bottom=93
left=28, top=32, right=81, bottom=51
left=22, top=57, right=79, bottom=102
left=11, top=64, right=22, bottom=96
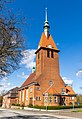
left=17, top=72, right=29, bottom=79
left=2, top=76, right=9, bottom=81
left=76, top=70, right=82, bottom=78
left=0, top=78, right=15, bottom=94
left=21, top=49, right=36, bottom=69
left=62, top=77, right=73, bottom=86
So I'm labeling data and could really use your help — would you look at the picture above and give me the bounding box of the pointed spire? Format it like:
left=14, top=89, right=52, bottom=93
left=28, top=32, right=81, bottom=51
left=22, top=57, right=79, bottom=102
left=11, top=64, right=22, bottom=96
left=43, top=8, right=50, bottom=38
left=45, top=8, right=48, bottom=22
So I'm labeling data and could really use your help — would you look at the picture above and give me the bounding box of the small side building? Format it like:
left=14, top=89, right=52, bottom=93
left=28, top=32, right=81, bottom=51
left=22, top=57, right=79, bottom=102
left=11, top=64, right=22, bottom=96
left=2, top=87, right=19, bottom=108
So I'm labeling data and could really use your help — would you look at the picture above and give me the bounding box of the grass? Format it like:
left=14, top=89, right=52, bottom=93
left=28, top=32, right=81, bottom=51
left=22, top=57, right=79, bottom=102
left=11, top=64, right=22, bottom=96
left=72, top=110, right=82, bottom=112
left=33, top=105, right=82, bottom=110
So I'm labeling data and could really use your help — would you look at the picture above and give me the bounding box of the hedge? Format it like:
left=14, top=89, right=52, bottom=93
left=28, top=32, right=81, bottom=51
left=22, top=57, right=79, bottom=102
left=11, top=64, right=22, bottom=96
left=33, top=105, right=82, bottom=110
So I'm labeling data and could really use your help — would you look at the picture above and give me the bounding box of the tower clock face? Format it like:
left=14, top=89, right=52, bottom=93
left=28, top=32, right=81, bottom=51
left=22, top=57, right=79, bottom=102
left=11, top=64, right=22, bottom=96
left=48, top=44, right=52, bottom=48
left=49, top=80, right=53, bottom=85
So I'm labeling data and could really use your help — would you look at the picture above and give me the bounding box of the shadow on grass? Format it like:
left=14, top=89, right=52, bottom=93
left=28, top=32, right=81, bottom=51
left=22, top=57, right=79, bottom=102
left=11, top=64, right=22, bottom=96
left=0, top=115, right=54, bottom=119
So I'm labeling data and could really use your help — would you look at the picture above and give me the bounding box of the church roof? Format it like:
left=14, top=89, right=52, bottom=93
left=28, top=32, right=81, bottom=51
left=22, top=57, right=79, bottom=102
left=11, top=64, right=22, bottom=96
left=38, top=32, right=59, bottom=51
left=20, top=72, right=76, bottom=96
left=21, top=72, right=36, bottom=88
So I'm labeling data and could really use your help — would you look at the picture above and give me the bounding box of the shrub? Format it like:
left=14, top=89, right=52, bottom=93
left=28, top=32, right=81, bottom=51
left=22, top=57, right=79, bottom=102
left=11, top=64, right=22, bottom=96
left=28, top=103, right=33, bottom=108
left=12, top=103, right=20, bottom=106
left=21, top=102, right=25, bottom=107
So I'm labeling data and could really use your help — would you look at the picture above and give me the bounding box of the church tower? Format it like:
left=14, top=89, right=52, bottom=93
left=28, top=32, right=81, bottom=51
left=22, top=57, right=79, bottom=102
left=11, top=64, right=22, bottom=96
left=35, top=8, right=60, bottom=76
left=35, top=8, right=66, bottom=97
left=35, top=8, right=63, bottom=82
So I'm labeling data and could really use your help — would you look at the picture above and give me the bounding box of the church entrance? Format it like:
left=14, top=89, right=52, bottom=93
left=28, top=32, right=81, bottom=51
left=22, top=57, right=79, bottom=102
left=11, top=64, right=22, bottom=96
left=61, top=96, right=66, bottom=105
left=59, top=96, right=66, bottom=105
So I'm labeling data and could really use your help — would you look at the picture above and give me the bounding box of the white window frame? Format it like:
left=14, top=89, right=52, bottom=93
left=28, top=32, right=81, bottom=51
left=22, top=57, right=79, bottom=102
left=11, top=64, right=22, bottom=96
left=69, top=96, right=74, bottom=100
left=26, top=89, right=28, bottom=101
left=36, top=87, right=41, bottom=90
left=30, top=88, right=33, bottom=92
left=20, top=91, right=21, bottom=99
left=49, top=96, right=52, bottom=103
left=36, top=97, right=41, bottom=101
left=54, top=96, right=57, bottom=103
left=22, top=90, right=24, bottom=101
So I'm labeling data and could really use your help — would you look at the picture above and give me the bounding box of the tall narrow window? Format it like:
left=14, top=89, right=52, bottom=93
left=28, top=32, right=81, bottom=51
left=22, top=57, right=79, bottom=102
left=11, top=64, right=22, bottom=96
left=58, top=97, right=60, bottom=103
left=20, top=91, right=21, bottom=99
left=38, top=52, right=40, bottom=59
left=62, top=88, right=65, bottom=92
left=47, top=50, right=50, bottom=57
left=54, top=96, right=57, bottom=103
left=36, top=97, right=41, bottom=101
left=51, top=51, right=54, bottom=58
left=22, top=90, right=24, bottom=101
left=30, top=88, right=33, bottom=92
left=26, top=89, right=28, bottom=101
left=49, top=97, right=52, bottom=103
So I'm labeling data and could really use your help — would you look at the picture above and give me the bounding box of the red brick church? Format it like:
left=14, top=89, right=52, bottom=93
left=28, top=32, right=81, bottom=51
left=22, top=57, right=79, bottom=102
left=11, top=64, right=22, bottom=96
left=18, top=8, right=76, bottom=106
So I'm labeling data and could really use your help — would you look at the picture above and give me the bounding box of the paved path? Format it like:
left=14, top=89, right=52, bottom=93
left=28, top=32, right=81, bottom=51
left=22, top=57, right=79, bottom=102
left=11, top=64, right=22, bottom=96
left=0, top=108, right=81, bottom=119
left=0, top=109, right=56, bottom=119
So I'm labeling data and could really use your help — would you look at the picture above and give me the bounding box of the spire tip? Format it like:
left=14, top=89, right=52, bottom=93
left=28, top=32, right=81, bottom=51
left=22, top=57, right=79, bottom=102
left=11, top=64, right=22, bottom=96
left=44, top=8, right=50, bottom=38
left=45, top=8, right=48, bottom=22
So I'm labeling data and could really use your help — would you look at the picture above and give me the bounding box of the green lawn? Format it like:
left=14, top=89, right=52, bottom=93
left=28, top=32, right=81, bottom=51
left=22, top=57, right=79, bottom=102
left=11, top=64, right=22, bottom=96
left=72, top=110, right=82, bottom=112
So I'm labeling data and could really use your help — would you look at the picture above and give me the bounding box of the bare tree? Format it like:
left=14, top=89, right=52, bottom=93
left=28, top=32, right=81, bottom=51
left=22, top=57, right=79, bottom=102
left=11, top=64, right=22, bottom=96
left=0, top=0, right=25, bottom=78
left=0, top=90, right=7, bottom=106
left=0, top=0, right=14, bottom=10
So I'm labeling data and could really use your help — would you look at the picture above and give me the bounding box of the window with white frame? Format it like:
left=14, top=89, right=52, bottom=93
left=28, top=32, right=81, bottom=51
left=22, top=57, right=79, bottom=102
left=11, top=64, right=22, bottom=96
left=36, top=97, right=41, bottom=101
left=26, top=89, right=28, bottom=101
left=72, top=97, right=74, bottom=100
left=62, top=88, right=65, bottom=92
left=49, top=97, right=52, bottom=103
left=20, top=91, right=21, bottom=99
left=54, top=96, right=57, bottom=103
left=30, top=88, right=33, bottom=92
left=70, top=96, right=74, bottom=100
left=58, top=97, right=60, bottom=103
left=36, top=87, right=41, bottom=90
left=22, top=90, right=24, bottom=101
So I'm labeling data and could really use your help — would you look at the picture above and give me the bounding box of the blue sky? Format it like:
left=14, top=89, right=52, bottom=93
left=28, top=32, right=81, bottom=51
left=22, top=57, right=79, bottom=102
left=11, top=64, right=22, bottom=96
left=0, top=0, right=82, bottom=94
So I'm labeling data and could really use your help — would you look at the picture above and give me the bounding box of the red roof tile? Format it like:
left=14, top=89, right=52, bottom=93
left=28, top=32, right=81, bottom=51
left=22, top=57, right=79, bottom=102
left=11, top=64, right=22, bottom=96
left=38, top=33, right=59, bottom=51
left=21, top=72, right=36, bottom=87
